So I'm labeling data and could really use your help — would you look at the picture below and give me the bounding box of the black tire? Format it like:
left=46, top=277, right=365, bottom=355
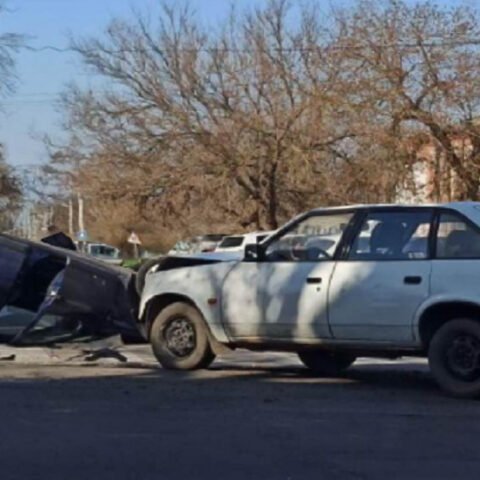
left=298, top=350, right=356, bottom=376
left=135, top=257, right=165, bottom=295
left=150, top=302, right=215, bottom=370
left=428, top=318, right=480, bottom=398
left=120, top=332, right=147, bottom=345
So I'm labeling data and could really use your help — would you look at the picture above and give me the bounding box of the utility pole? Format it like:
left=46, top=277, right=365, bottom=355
left=31, top=211, right=40, bottom=241
left=68, top=197, right=74, bottom=236
left=25, top=206, right=32, bottom=239
left=49, top=206, right=54, bottom=226
left=42, top=209, right=49, bottom=235
left=78, top=193, right=85, bottom=233
left=77, top=193, right=87, bottom=252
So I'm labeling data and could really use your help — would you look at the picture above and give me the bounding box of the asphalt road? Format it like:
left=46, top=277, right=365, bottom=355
left=1, top=348, right=480, bottom=480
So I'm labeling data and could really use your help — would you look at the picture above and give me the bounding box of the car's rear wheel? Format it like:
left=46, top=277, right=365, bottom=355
left=298, top=350, right=356, bottom=376
left=428, top=318, right=480, bottom=398
left=150, top=302, right=215, bottom=370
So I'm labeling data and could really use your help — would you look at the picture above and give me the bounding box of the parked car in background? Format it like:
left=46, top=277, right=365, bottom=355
left=168, top=239, right=195, bottom=256
left=191, top=234, right=229, bottom=253
left=139, top=202, right=480, bottom=398
left=85, top=242, right=122, bottom=266
left=168, top=234, right=228, bottom=256
left=215, top=231, right=275, bottom=254
left=0, top=234, right=139, bottom=346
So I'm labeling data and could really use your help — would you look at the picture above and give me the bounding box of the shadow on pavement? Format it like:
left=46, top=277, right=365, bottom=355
left=0, top=356, right=439, bottom=399
left=1, top=360, right=480, bottom=480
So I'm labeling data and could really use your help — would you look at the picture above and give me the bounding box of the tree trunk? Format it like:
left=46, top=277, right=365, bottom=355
left=267, top=162, right=279, bottom=230
left=459, top=177, right=480, bottom=201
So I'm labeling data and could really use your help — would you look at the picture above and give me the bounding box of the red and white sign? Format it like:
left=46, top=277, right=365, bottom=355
left=127, top=231, right=142, bottom=245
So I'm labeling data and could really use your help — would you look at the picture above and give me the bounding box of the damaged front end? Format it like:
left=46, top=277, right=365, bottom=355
left=0, top=235, right=139, bottom=347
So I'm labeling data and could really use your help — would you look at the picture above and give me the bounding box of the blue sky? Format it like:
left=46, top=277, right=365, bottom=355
left=0, top=0, right=269, bottom=166
left=0, top=0, right=473, bottom=167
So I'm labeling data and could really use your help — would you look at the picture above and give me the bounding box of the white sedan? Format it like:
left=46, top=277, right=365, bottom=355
left=138, top=202, right=480, bottom=398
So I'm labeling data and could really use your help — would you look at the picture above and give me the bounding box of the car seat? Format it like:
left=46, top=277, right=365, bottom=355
left=444, top=230, right=478, bottom=258
left=369, top=221, right=407, bottom=258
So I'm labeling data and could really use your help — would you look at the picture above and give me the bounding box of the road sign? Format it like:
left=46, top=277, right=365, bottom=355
left=77, top=230, right=89, bottom=242
left=127, top=231, right=142, bottom=245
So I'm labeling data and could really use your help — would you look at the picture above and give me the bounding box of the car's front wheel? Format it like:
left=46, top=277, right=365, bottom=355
left=429, top=318, right=480, bottom=398
left=298, top=350, right=356, bottom=376
left=150, top=302, right=216, bottom=370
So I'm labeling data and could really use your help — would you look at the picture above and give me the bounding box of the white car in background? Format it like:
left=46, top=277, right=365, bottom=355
left=169, top=234, right=228, bottom=255
left=168, top=239, right=195, bottom=256
left=138, top=202, right=480, bottom=398
left=215, top=231, right=275, bottom=254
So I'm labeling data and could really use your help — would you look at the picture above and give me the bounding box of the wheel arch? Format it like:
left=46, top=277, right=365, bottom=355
left=141, top=293, right=197, bottom=336
left=141, top=292, right=231, bottom=353
left=418, top=301, right=480, bottom=348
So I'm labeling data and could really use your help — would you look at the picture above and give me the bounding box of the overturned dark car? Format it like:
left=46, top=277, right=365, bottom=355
left=0, top=234, right=140, bottom=346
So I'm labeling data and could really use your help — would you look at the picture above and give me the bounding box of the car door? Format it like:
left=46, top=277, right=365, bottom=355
left=221, top=261, right=265, bottom=338
left=0, top=237, right=30, bottom=339
left=222, top=210, right=356, bottom=341
left=328, top=208, right=433, bottom=343
left=11, top=253, right=130, bottom=346
left=430, top=209, right=480, bottom=308
left=0, top=237, right=29, bottom=312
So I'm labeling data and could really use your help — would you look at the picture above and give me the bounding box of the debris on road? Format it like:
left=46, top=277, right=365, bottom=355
left=0, top=353, right=15, bottom=361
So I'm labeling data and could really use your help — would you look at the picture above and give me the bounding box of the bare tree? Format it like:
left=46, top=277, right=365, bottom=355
left=0, top=25, right=23, bottom=96
left=330, top=0, right=480, bottom=200
left=0, top=4, right=24, bottom=231
left=0, top=151, right=22, bottom=231
left=49, top=0, right=480, bottom=250
left=52, top=1, right=358, bottom=244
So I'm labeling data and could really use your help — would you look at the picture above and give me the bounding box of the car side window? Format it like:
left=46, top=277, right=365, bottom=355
left=436, top=212, right=480, bottom=259
left=348, top=210, right=432, bottom=260
left=265, top=213, right=353, bottom=262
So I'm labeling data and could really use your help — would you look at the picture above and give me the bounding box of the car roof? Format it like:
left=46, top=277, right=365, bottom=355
left=308, top=201, right=475, bottom=211
left=305, top=201, right=480, bottom=214
left=291, top=202, right=480, bottom=228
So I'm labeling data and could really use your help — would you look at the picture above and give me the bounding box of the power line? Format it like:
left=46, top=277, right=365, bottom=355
left=3, top=37, right=480, bottom=106
left=9, top=37, right=480, bottom=55
left=0, top=91, right=113, bottom=104
left=1, top=99, right=60, bottom=105
left=7, top=91, right=62, bottom=97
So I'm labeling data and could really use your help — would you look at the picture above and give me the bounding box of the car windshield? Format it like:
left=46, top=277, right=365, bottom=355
left=219, top=236, right=244, bottom=248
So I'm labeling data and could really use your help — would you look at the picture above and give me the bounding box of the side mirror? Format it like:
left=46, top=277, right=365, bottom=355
left=244, top=243, right=265, bottom=262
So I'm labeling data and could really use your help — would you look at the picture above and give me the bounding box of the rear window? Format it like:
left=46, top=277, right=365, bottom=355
left=202, top=234, right=226, bottom=242
left=219, top=236, right=244, bottom=248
